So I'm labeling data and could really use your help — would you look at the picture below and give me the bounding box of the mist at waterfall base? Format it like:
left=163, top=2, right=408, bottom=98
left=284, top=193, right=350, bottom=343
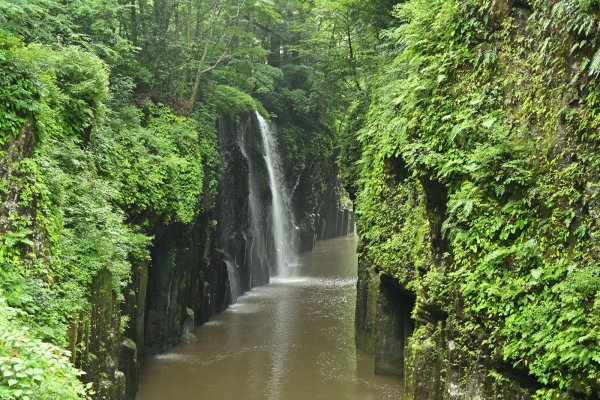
left=137, top=237, right=402, bottom=400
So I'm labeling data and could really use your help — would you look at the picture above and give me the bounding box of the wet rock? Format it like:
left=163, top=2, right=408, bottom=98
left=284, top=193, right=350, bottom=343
left=73, top=268, right=123, bottom=399
left=355, top=263, right=379, bottom=354
left=357, top=270, right=533, bottom=399
left=374, top=276, right=415, bottom=376
left=405, top=309, right=444, bottom=400
left=180, top=308, right=197, bottom=344
left=130, top=112, right=347, bottom=398
left=118, top=339, right=138, bottom=400
left=113, top=372, right=126, bottom=400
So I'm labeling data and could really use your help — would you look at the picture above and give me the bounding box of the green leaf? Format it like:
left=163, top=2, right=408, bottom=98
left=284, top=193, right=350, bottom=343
left=481, top=117, right=496, bottom=129
left=589, top=48, right=600, bottom=76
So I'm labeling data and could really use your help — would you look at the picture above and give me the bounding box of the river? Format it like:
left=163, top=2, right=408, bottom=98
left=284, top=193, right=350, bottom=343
left=136, top=236, right=402, bottom=399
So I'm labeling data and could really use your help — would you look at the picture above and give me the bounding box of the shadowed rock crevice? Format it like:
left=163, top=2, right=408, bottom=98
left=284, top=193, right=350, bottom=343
left=419, top=176, right=450, bottom=263
left=374, top=275, right=416, bottom=377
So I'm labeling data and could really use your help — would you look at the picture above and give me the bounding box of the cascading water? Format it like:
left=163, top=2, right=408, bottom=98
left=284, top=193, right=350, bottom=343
left=255, top=112, right=298, bottom=277
left=225, top=259, right=241, bottom=302
left=237, top=120, right=270, bottom=287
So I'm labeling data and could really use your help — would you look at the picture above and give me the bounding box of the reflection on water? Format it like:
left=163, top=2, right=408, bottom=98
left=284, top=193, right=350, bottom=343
left=137, top=236, right=402, bottom=400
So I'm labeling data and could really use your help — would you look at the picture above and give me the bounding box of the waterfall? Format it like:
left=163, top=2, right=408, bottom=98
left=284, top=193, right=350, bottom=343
left=255, top=112, right=297, bottom=277
left=237, top=120, right=270, bottom=286
left=225, top=259, right=240, bottom=302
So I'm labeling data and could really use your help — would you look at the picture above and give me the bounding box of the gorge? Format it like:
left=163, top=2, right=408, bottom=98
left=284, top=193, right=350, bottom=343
left=136, top=112, right=359, bottom=399
left=1, top=0, right=599, bottom=400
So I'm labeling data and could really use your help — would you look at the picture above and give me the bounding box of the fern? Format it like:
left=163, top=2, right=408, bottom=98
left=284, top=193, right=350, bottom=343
left=588, top=48, right=600, bottom=76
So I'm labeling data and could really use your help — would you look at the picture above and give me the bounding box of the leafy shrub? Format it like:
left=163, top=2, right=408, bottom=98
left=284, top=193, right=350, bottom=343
left=0, top=301, right=89, bottom=400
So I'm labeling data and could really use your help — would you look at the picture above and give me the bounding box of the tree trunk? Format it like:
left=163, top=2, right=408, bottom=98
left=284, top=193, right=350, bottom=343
left=346, top=18, right=361, bottom=91
left=131, top=0, right=138, bottom=46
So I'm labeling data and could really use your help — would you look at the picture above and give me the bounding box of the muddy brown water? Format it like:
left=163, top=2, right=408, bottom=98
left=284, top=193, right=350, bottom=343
left=137, top=236, right=402, bottom=400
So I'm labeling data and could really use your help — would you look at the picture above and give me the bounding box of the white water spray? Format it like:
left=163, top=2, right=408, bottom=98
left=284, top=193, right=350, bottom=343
left=255, top=112, right=297, bottom=277
left=225, top=259, right=240, bottom=301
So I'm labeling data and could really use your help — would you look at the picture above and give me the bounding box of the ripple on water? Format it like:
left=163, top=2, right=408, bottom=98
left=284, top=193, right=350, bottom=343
left=201, top=321, right=222, bottom=327
left=154, top=353, right=190, bottom=362
left=269, top=276, right=311, bottom=285
left=137, top=237, right=404, bottom=400
left=269, top=276, right=355, bottom=288
left=226, top=302, right=262, bottom=314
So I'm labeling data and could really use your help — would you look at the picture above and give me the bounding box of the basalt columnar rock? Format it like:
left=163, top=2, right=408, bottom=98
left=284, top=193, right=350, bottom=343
left=355, top=240, right=536, bottom=400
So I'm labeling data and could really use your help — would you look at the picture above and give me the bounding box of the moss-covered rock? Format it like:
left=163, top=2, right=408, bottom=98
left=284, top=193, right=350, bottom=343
left=350, top=0, right=600, bottom=398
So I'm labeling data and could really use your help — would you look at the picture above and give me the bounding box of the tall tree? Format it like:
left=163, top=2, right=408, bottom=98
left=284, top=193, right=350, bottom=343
left=189, top=0, right=247, bottom=108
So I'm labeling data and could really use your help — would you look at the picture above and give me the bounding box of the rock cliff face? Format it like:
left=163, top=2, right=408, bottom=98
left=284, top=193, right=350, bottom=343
left=116, top=115, right=250, bottom=398
left=112, top=193, right=228, bottom=398
left=302, top=148, right=354, bottom=247
left=79, top=269, right=126, bottom=400
left=356, top=263, right=536, bottom=400
left=1, top=122, right=128, bottom=399
left=353, top=156, right=537, bottom=399
left=350, top=1, right=600, bottom=398
left=290, top=141, right=354, bottom=252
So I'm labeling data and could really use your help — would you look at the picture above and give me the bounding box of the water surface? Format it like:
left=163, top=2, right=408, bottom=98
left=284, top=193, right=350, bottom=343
left=137, top=236, right=402, bottom=400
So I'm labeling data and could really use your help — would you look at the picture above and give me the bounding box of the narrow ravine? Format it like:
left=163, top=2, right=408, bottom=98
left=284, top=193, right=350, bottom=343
left=5, top=1, right=597, bottom=398
left=136, top=236, right=402, bottom=400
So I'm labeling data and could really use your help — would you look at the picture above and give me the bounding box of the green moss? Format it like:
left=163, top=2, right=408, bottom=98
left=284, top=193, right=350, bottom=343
left=364, top=272, right=380, bottom=354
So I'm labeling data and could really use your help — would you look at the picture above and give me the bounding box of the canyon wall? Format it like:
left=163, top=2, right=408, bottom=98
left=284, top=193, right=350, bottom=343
left=349, top=1, right=600, bottom=399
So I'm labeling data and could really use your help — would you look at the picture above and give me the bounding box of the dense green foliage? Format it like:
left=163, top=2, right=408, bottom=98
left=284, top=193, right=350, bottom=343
left=342, top=0, right=600, bottom=397
left=0, top=300, right=89, bottom=400
left=0, top=0, right=341, bottom=397
left=0, top=0, right=228, bottom=395
left=0, top=26, right=220, bottom=395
